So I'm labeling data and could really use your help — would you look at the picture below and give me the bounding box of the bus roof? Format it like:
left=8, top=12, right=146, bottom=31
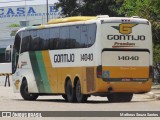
left=16, top=15, right=149, bottom=33
left=48, top=16, right=96, bottom=24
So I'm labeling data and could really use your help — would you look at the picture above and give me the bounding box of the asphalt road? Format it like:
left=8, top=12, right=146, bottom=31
left=0, top=86, right=160, bottom=120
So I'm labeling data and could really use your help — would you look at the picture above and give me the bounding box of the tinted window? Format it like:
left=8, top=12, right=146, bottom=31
left=30, top=30, right=39, bottom=51
left=59, top=27, right=69, bottom=49
left=70, top=25, right=81, bottom=48
left=21, top=31, right=31, bottom=53
left=0, top=48, right=5, bottom=63
left=81, top=25, right=88, bottom=48
left=12, top=32, right=21, bottom=73
left=14, top=32, right=21, bottom=53
left=87, top=24, right=96, bottom=47
left=5, top=50, right=11, bottom=62
left=19, top=23, right=97, bottom=52
left=49, top=27, right=60, bottom=50
left=39, top=29, right=50, bottom=50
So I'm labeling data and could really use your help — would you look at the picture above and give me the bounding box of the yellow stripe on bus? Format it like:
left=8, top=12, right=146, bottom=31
left=48, top=16, right=96, bottom=24
left=41, top=51, right=57, bottom=93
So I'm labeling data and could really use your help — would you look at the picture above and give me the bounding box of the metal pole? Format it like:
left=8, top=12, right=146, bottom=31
left=25, top=0, right=27, bottom=20
left=46, top=0, right=48, bottom=22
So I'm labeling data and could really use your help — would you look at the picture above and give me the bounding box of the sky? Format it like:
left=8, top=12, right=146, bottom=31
left=0, top=0, right=58, bottom=7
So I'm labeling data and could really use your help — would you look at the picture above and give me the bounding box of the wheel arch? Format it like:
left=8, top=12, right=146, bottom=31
left=20, top=75, right=39, bottom=93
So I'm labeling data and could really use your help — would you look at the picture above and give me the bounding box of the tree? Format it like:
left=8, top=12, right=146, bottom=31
left=79, top=0, right=119, bottom=16
left=55, top=0, right=123, bottom=16
left=8, top=23, right=20, bottom=27
left=54, top=0, right=78, bottom=16
left=8, top=23, right=20, bottom=37
left=118, top=0, right=160, bottom=63
left=118, top=0, right=160, bottom=43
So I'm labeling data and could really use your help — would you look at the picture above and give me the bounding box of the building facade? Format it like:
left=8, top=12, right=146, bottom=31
left=0, top=4, right=61, bottom=48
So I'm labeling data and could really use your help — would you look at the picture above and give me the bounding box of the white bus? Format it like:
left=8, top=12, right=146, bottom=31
left=0, top=45, right=12, bottom=86
left=12, top=15, right=153, bottom=102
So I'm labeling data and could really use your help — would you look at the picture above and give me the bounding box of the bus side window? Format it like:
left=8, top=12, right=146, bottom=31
left=49, top=27, right=60, bottom=50
left=30, top=30, right=40, bottom=51
left=87, top=24, right=96, bottom=47
left=70, top=25, right=81, bottom=48
left=0, top=48, right=5, bottom=63
left=59, top=26, right=69, bottom=49
left=39, top=29, right=49, bottom=50
left=21, top=31, right=31, bottom=53
left=5, top=50, right=11, bottom=62
left=81, top=25, right=88, bottom=48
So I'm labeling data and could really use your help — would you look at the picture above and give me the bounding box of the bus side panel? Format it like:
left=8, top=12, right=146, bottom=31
left=57, top=67, right=83, bottom=94
left=27, top=51, right=54, bottom=93
left=12, top=52, right=39, bottom=93
left=42, top=51, right=58, bottom=93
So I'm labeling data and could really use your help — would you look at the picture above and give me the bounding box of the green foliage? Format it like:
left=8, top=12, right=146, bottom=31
left=118, top=0, right=160, bottom=43
left=118, top=0, right=160, bottom=63
left=10, top=30, right=18, bottom=37
left=55, top=0, right=160, bottom=63
left=55, top=0, right=78, bottom=16
left=80, top=0, right=121, bottom=16
left=153, top=44, right=160, bottom=64
left=55, top=0, right=123, bottom=16
left=8, top=23, right=20, bottom=27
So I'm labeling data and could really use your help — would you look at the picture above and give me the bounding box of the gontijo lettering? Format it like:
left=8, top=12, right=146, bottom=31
left=54, top=54, right=75, bottom=63
left=107, top=23, right=146, bottom=41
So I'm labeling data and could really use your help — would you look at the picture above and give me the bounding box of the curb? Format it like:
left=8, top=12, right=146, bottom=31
left=147, top=92, right=160, bottom=100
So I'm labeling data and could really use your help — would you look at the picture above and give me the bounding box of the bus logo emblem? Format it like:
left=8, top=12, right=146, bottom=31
left=112, top=24, right=137, bottom=34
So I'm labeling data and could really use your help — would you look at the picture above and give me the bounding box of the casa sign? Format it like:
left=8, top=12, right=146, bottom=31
left=0, top=6, right=61, bottom=18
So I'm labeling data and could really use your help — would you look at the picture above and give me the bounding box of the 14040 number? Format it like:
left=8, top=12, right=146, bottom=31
left=118, top=56, right=139, bottom=60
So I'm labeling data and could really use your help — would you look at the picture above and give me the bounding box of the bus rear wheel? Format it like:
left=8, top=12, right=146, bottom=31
left=20, top=80, right=39, bottom=101
left=76, top=80, right=88, bottom=103
left=107, top=93, right=133, bottom=103
left=65, top=80, right=76, bottom=102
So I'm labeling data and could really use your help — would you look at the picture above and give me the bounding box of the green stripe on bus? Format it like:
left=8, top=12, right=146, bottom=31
left=29, top=51, right=45, bottom=93
left=35, top=51, right=52, bottom=93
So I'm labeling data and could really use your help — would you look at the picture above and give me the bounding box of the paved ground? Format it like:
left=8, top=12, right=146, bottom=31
left=0, top=83, right=160, bottom=120
left=147, top=83, right=160, bottom=100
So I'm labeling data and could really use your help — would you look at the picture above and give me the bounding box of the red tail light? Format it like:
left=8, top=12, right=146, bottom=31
left=97, top=65, right=102, bottom=78
left=149, top=66, right=153, bottom=78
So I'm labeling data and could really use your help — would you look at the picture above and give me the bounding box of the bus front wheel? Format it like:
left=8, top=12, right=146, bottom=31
left=65, top=80, right=76, bottom=102
left=20, top=80, right=39, bottom=101
left=76, top=80, right=88, bottom=103
left=107, top=93, right=133, bottom=103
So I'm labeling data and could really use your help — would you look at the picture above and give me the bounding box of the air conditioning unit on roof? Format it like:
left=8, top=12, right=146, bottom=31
left=96, top=15, right=109, bottom=18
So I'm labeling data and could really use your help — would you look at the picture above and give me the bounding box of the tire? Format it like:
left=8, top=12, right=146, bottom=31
left=76, top=80, right=88, bottom=103
left=107, top=93, right=133, bottom=103
left=65, top=80, right=76, bottom=102
left=62, top=94, right=68, bottom=101
left=20, top=80, right=39, bottom=101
